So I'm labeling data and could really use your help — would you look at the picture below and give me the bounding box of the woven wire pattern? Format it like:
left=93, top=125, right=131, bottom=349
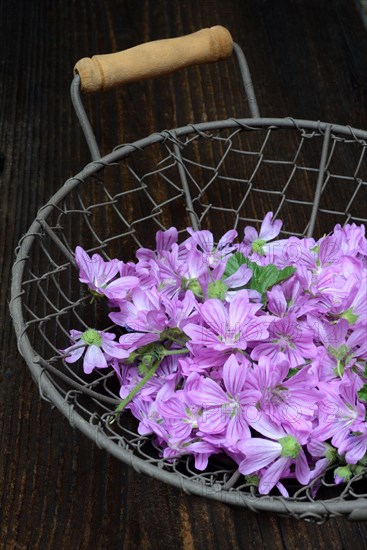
left=12, top=120, right=367, bottom=522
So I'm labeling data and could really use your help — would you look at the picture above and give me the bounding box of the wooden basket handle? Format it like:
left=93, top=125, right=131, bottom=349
left=74, top=26, right=233, bottom=93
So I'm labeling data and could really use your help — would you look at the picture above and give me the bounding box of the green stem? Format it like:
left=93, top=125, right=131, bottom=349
left=164, top=334, right=188, bottom=345
left=337, top=359, right=344, bottom=378
left=162, top=348, right=190, bottom=356
left=110, top=359, right=161, bottom=421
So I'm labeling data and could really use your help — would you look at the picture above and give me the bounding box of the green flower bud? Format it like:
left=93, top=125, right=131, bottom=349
left=251, top=239, right=267, bottom=256
left=328, top=344, right=349, bottom=361
left=334, top=465, right=352, bottom=483
left=141, top=353, right=156, bottom=368
left=245, top=475, right=259, bottom=486
left=82, top=329, right=102, bottom=347
left=341, top=308, right=359, bottom=325
left=207, top=280, right=228, bottom=300
left=279, top=435, right=301, bottom=459
left=89, top=289, right=105, bottom=300
left=352, top=464, right=365, bottom=476
left=187, top=278, right=203, bottom=297
left=324, top=443, right=337, bottom=463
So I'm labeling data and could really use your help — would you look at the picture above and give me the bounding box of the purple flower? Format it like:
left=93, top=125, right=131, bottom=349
left=162, top=438, right=220, bottom=470
left=238, top=424, right=311, bottom=494
left=152, top=245, right=207, bottom=298
left=129, top=395, right=169, bottom=444
left=333, top=223, right=367, bottom=257
left=310, top=317, right=367, bottom=378
left=246, top=354, right=321, bottom=431
left=178, top=353, right=223, bottom=376
left=242, top=212, right=282, bottom=256
left=112, top=288, right=167, bottom=352
left=313, top=374, right=365, bottom=451
left=183, top=290, right=271, bottom=353
left=136, top=227, right=179, bottom=267
left=75, top=247, right=139, bottom=300
left=307, top=439, right=337, bottom=483
left=266, top=281, right=317, bottom=319
left=156, top=373, right=201, bottom=441
left=187, top=354, right=252, bottom=448
left=61, top=328, right=129, bottom=374
left=349, top=276, right=367, bottom=326
left=202, top=261, right=253, bottom=302
left=336, top=423, right=367, bottom=465
left=186, top=227, right=238, bottom=267
left=119, top=356, right=180, bottom=403
left=251, top=314, right=317, bottom=368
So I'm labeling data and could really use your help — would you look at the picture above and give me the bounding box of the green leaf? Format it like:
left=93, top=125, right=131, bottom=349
left=223, top=252, right=296, bottom=301
left=223, top=252, right=250, bottom=279
left=357, top=384, right=367, bottom=403
left=248, top=264, right=296, bottom=297
left=276, top=265, right=297, bottom=285
left=286, top=367, right=299, bottom=379
left=250, top=264, right=279, bottom=294
left=341, top=307, right=359, bottom=325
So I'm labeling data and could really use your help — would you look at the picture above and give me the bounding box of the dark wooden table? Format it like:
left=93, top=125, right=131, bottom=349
left=1, top=1, right=367, bottom=548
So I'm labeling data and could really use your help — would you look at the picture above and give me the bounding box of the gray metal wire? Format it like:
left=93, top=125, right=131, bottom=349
left=10, top=42, right=367, bottom=523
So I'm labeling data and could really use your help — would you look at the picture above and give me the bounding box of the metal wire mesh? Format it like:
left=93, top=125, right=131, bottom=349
left=10, top=118, right=367, bottom=522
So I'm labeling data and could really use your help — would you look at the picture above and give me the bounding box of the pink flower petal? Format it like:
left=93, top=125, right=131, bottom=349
left=189, top=377, right=228, bottom=406
left=187, top=228, right=213, bottom=253
left=295, top=449, right=311, bottom=485
left=158, top=397, right=186, bottom=419
left=223, top=354, right=248, bottom=397
left=200, top=299, right=228, bottom=335
left=102, top=340, right=130, bottom=359
left=249, top=415, right=286, bottom=440
left=218, top=229, right=238, bottom=248
left=104, top=276, right=139, bottom=299
left=259, top=212, right=282, bottom=242
left=244, top=226, right=258, bottom=243
left=156, top=227, right=178, bottom=252
left=258, top=456, right=290, bottom=494
left=226, top=414, right=251, bottom=447
left=197, top=406, right=227, bottom=434
left=239, top=438, right=281, bottom=473
left=119, top=332, right=160, bottom=351
left=83, top=345, right=107, bottom=373
left=183, top=324, right=219, bottom=347
left=63, top=345, right=85, bottom=363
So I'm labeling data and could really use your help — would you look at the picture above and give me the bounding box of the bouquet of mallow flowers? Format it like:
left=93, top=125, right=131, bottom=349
left=61, top=213, right=367, bottom=497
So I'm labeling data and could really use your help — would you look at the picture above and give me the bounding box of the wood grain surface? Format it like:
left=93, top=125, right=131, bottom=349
left=1, top=1, right=367, bottom=548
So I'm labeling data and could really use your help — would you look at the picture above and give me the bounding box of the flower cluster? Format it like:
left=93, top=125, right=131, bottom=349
left=61, top=213, right=367, bottom=496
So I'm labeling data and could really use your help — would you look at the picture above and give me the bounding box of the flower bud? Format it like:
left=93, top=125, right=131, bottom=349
left=207, top=280, right=228, bottom=300
left=334, top=465, right=352, bottom=484
left=82, top=329, right=102, bottom=347
left=251, top=239, right=267, bottom=256
left=279, top=435, right=301, bottom=459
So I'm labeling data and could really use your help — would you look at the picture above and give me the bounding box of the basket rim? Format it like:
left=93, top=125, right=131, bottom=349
left=10, top=116, right=367, bottom=520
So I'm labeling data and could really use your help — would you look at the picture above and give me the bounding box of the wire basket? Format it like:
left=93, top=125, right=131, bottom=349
left=10, top=27, right=367, bottom=523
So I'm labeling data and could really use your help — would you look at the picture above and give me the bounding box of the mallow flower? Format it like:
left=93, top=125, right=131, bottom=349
left=242, top=211, right=282, bottom=256
left=238, top=422, right=311, bottom=494
left=183, top=290, right=271, bottom=353
left=75, top=246, right=139, bottom=300
left=61, top=328, right=129, bottom=374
